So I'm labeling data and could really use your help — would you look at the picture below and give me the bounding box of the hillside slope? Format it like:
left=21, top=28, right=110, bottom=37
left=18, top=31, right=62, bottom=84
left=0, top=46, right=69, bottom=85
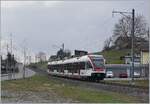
left=94, top=49, right=130, bottom=64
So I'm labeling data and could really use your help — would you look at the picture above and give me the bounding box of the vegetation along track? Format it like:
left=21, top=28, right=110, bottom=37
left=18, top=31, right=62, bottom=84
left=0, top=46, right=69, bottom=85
left=29, top=67, right=149, bottom=102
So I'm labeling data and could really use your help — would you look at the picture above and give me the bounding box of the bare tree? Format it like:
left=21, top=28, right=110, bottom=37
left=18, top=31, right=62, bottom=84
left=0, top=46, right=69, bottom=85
left=57, top=49, right=71, bottom=60
left=113, top=15, right=148, bottom=49
left=103, top=37, right=112, bottom=50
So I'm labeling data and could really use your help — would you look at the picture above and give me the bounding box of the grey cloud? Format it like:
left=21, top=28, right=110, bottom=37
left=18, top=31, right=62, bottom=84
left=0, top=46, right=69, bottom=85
left=1, top=0, right=149, bottom=56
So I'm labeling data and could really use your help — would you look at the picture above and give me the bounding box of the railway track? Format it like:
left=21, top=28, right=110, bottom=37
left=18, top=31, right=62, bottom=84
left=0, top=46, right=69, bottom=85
left=29, top=67, right=149, bottom=102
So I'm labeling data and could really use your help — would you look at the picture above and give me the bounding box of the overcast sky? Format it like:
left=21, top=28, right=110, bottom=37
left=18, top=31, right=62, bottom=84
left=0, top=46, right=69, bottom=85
left=1, top=0, right=150, bottom=59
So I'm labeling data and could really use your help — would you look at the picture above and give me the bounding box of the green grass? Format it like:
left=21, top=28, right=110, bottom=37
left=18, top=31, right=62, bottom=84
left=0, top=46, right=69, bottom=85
left=103, top=79, right=149, bottom=88
left=94, top=49, right=130, bottom=64
left=1, top=75, right=142, bottom=103
left=1, top=96, right=14, bottom=99
left=57, top=85, right=140, bottom=103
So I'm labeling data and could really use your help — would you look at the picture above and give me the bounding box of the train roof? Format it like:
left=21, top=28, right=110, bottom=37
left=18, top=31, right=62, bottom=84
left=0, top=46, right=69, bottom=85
left=48, top=54, right=104, bottom=65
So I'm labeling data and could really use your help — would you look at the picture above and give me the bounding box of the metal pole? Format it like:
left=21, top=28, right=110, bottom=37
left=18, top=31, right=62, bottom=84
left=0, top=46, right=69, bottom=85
left=0, top=27, right=1, bottom=77
left=131, top=9, right=135, bottom=82
left=62, top=43, right=64, bottom=51
left=10, top=33, right=12, bottom=54
left=23, top=47, right=26, bottom=79
left=62, top=43, right=64, bottom=59
left=112, top=9, right=135, bottom=83
left=6, top=44, right=9, bottom=74
left=148, top=27, right=149, bottom=38
left=10, top=34, right=12, bottom=74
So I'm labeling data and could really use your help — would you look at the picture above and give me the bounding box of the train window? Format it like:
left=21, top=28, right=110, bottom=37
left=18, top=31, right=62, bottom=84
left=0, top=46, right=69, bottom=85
left=66, top=64, right=68, bottom=70
left=59, top=65, right=63, bottom=72
left=87, top=61, right=92, bottom=68
left=51, top=65, right=54, bottom=70
left=70, top=63, right=73, bottom=70
left=77, top=62, right=80, bottom=70
left=73, top=63, right=75, bottom=70
left=48, top=65, right=50, bottom=69
left=52, top=65, right=54, bottom=70
left=66, top=63, right=71, bottom=71
left=61, top=64, right=64, bottom=72
left=57, top=65, right=60, bottom=72
left=79, top=62, right=85, bottom=69
left=54, top=65, right=57, bottom=70
left=64, top=64, right=67, bottom=70
left=68, top=63, right=70, bottom=70
left=51, top=66, right=53, bottom=70
left=75, top=62, right=78, bottom=69
left=73, top=63, right=78, bottom=73
left=91, top=58, right=104, bottom=68
left=55, top=65, right=57, bottom=70
left=68, top=69, right=71, bottom=73
left=74, top=69, right=78, bottom=73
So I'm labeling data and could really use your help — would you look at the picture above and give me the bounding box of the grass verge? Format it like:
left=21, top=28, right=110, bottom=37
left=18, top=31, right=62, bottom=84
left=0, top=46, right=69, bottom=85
left=94, top=49, right=130, bottom=64
left=1, top=75, right=143, bottom=103
left=103, top=79, right=149, bottom=88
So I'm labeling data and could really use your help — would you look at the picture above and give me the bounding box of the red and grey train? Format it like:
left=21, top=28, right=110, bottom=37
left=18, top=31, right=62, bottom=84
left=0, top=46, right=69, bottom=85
left=47, top=55, right=106, bottom=81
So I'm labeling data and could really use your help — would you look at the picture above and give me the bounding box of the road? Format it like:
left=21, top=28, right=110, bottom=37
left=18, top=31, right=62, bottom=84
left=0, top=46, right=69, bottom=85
left=1, top=64, right=36, bottom=81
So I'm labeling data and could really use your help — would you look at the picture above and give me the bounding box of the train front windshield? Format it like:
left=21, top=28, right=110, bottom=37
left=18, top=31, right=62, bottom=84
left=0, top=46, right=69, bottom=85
left=91, top=58, right=105, bottom=68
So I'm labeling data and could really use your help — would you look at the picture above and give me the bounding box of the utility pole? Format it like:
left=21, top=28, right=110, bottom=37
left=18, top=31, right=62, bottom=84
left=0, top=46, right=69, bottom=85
left=10, top=33, right=13, bottom=54
left=62, top=43, right=64, bottom=51
left=148, top=27, right=149, bottom=38
left=62, top=43, right=65, bottom=60
left=10, top=33, right=16, bottom=79
left=112, top=9, right=135, bottom=83
left=22, top=38, right=27, bottom=79
left=131, top=9, right=135, bottom=82
left=6, top=44, right=9, bottom=74
left=0, top=27, right=1, bottom=76
left=23, top=46, right=26, bottom=79
left=8, top=33, right=13, bottom=79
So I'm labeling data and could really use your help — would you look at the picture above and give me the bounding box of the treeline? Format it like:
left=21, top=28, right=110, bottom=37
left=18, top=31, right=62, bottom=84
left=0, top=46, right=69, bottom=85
left=1, top=52, right=19, bottom=74
left=49, top=49, right=71, bottom=61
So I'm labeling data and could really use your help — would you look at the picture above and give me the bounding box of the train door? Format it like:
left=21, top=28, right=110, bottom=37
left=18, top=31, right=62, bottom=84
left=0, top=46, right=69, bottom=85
left=85, top=61, right=93, bottom=76
left=79, top=62, right=86, bottom=76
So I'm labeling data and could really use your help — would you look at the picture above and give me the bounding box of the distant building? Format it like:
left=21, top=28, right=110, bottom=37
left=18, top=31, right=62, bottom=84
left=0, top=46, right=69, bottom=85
left=124, top=56, right=141, bottom=64
left=74, top=50, right=88, bottom=56
left=49, top=55, right=57, bottom=61
left=141, top=49, right=149, bottom=64
left=1, top=59, right=6, bottom=74
left=140, top=49, right=149, bottom=78
left=35, top=52, right=47, bottom=62
left=26, top=55, right=32, bottom=65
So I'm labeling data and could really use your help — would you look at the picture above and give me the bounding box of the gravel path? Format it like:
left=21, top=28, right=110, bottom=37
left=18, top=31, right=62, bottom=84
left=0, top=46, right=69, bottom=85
left=1, top=90, right=78, bottom=103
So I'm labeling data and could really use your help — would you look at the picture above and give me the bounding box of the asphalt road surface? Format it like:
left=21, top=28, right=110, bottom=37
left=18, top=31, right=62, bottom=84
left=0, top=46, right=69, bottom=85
left=1, top=64, right=36, bottom=81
